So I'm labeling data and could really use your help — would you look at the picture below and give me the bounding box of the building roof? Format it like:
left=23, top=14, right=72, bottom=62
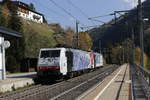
left=0, top=1, right=47, bottom=23
left=0, top=27, right=22, bottom=38
left=13, top=1, right=44, bottom=16
left=0, top=1, right=44, bottom=16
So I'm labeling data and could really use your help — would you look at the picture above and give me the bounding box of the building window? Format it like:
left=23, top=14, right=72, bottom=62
left=18, top=7, right=29, bottom=14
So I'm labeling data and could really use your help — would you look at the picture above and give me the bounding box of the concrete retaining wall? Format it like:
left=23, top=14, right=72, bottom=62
left=0, top=78, right=34, bottom=93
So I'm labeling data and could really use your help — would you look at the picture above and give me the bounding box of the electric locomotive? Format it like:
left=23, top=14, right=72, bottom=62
left=37, top=48, right=103, bottom=78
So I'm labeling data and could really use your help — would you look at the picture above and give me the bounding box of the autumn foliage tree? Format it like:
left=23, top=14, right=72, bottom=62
left=49, top=24, right=66, bottom=45
left=135, top=47, right=149, bottom=71
left=78, top=32, right=92, bottom=51
left=65, top=27, right=74, bottom=47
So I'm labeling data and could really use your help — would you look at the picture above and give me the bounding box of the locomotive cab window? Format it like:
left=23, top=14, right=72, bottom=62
left=40, top=50, right=60, bottom=58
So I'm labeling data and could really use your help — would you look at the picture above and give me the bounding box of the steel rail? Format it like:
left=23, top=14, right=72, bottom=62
left=0, top=65, right=117, bottom=100
left=50, top=66, right=117, bottom=100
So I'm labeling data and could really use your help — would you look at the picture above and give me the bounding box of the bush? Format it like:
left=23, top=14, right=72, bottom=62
left=6, top=56, right=20, bottom=73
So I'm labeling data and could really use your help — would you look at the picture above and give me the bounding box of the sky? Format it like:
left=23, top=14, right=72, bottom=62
left=2, top=0, right=144, bottom=30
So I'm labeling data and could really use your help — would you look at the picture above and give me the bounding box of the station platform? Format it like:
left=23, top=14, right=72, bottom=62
left=6, top=72, right=36, bottom=78
left=78, top=64, right=131, bottom=100
left=0, top=72, right=36, bottom=93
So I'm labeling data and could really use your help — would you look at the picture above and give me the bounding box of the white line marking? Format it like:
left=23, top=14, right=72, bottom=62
left=50, top=69, right=112, bottom=100
left=77, top=79, right=105, bottom=100
left=94, top=66, right=123, bottom=100
left=77, top=68, right=120, bottom=100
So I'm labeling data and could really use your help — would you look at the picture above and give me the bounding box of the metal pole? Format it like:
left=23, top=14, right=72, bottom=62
left=138, top=0, right=144, bottom=68
left=114, top=12, right=117, bottom=24
left=132, top=28, right=135, bottom=64
left=122, top=46, right=124, bottom=64
left=99, top=40, right=101, bottom=53
left=76, top=20, right=79, bottom=48
left=2, top=37, right=6, bottom=80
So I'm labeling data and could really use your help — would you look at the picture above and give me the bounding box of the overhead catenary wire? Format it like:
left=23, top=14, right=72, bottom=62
left=88, top=18, right=106, bottom=24
left=30, top=0, right=97, bottom=31
left=49, top=0, right=79, bottom=22
left=80, top=25, right=101, bottom=30
left=66, top=0, right=96, bottom=26
left=88, top=10, right=129, bottom=25
left=48, top=0, right=90, bottom=28
left=87, top=13, right=115, bottom=25
left=66, top=0, right=89, bottom=18
left=31, top=0, right=86, bottom=26
left=89, top=14, right=114, bottom=19
left=31, top=0, right=66, bottom=22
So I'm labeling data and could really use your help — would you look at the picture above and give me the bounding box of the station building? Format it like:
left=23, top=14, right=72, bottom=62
left=0, top=27, right=22, bottom=80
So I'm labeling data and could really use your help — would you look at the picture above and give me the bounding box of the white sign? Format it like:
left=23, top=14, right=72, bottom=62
left=3, top=41, right=10, bottom=49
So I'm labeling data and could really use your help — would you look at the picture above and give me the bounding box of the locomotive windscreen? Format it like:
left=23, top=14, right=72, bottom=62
left=40, top=50, right=60, bottom=58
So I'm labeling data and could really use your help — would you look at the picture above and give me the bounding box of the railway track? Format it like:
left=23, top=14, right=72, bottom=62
left=0, top=65, right=118, bottom=100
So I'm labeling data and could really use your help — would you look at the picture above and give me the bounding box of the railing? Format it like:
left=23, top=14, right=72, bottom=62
left=133, top=64, right=150, bottom=99
left=135, top=65, right=150, bottom=86
left=130, top=66, right=135, bottom=100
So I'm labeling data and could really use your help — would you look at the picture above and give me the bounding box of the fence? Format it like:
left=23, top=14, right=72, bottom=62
left=133, top=64, right=150, bottom=99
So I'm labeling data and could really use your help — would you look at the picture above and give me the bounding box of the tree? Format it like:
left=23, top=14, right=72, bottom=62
left=134, top=47, right=149, bottom=71
left=2, top=0, right=11, bottom=2
left=78, top=32, right=93, bottom=51
left=8, top=11, right=22, bottom=32
left=6, top=9, right=24, bottom=72
left=0, top=7, right=7, bottom=26
left=65, top=27, right=74, bottom=47
left=111, top=45, right=123, bottom=64
left=29, top=3, right=35, bottom=11
left=49, top=24, right=66, bottom=45
left=23, top=20, right=56, bottom=58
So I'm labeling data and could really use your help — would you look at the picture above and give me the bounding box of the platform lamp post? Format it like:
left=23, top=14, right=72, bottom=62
left=1, top=39, right=10, bottom=80
left=0, top=36, right=10, bottom=80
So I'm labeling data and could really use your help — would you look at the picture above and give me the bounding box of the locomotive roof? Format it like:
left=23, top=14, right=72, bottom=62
left=40, top=48, right=101, bottom=53
left=40, top=48, right=64, bottom=50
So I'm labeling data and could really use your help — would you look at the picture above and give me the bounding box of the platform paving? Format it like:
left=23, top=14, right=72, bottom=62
left=78, top=64, right=131, bottom=100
